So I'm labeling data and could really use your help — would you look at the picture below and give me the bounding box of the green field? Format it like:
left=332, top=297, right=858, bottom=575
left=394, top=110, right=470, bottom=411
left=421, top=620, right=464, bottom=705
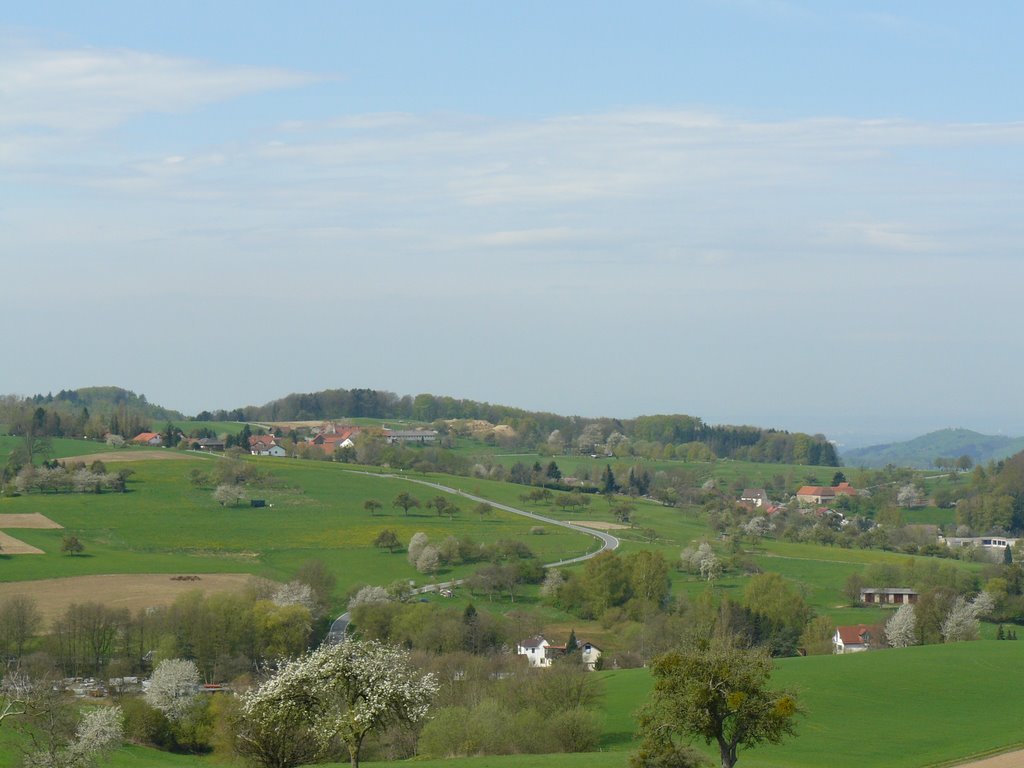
left=1, top=437, right=1019, bottom=768
left=4, top=641, right=1021, bottom=768
left=0, top=455, right=601, bottom=609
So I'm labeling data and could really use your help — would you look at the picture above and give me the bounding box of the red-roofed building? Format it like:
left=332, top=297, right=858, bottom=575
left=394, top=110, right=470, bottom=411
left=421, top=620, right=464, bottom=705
left=796, top=482, right=858, bottom=505
left=310, top=427, right=361, bottom=451
left=833, top=624, right=883, bottom=654
left=131, top=432, right=163, bottom=446
left=249, top=435, right=286, bottom=457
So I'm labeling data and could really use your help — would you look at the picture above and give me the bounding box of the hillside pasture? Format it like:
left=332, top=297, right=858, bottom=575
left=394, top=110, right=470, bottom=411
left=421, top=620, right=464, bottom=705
left=0, top=453, right=598, bottom=612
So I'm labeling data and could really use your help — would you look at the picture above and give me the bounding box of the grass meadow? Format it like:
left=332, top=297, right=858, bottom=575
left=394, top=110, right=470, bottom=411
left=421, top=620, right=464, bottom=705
left=0, top=454, right=597, bottom=611
left=0, top=439, right=1018, bottom=768
left=4, top=639, right=1021, bottom=768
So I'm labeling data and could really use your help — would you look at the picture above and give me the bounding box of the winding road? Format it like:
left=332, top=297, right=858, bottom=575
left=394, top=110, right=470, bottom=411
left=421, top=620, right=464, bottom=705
left=325, top=471, right=620, bottom=643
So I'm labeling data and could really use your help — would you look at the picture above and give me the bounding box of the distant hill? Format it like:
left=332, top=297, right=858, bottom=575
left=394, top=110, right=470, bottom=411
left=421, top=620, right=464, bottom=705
left=841, top=428, right=1024, bottom=469
left=38, top=387, right=185, bottom=423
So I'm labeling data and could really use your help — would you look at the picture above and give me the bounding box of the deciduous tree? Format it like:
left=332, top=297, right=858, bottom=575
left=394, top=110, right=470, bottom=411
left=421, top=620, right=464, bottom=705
left=392, top=492, right=420, bottom=516
left=885, top=603, right=917, bottom=648
left=236, top=639, right=437, bottom=768
left=635, top=641, right=800, bottom=768
left=145, top=659, right=200, bottom=722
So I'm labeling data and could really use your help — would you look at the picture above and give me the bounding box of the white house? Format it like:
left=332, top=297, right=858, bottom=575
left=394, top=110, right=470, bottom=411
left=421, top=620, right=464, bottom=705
left=833, top=624, right=880, bottom=654
left=516, top=635, right=554, bottom=668
left=580, top=641, right=602, bottom=671
left=250, top=435, right=287, bottom=457
left=517, top=635, right=602, bottom=670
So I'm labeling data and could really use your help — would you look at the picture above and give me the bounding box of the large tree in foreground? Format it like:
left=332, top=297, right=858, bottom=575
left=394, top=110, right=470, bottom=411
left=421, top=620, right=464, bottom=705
left=635, top=641, right=800, bottom=768
left=236, top=638, right=437, bottom=768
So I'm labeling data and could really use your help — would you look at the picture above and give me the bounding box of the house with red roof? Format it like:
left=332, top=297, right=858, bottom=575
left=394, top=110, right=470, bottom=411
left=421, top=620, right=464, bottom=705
left=833, top=624, right=883, bottom=654
left=131, top=432, right=163, bottom=446
left=516, top=635, right=603, bottom=670
left=796, top=482, right=858, bottom=505
left=310, top=427, right=361, bottom=451
left=249, top=435, right=286, bottom=457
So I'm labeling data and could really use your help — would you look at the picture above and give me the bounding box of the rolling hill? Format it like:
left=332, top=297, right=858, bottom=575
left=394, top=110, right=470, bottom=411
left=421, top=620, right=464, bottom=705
left=842, top=427, right=1024, bottom=469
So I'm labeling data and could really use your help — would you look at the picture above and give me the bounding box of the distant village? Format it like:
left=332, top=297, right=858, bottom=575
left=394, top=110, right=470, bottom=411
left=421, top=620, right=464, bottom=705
left=128, top=421, right=439, bottom=455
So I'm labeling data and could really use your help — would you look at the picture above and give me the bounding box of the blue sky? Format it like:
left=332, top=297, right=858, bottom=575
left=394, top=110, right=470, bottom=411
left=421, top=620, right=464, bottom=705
left=3, top=1, right=1023, bottom=446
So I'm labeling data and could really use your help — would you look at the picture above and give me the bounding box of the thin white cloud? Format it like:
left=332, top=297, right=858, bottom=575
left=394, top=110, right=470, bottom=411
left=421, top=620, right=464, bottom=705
left=0, top=38, right=320, bottom=164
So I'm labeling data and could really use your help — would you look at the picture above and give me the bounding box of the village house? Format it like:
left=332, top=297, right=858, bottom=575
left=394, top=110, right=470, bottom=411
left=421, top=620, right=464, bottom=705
left=516, top=635, right=602, bottom=670
left=516, top=635, right=555, bottom=668
left=796, top=482, right=858, bottom=505
left=833, top=624, right=883, bottom=654
left=740, top=488, right=769, bottom=508
left=131, top=432, right=163, bottom=446
left=310, top=427, right=361, bottom=451
left=249, top=435, right=287, bottom=457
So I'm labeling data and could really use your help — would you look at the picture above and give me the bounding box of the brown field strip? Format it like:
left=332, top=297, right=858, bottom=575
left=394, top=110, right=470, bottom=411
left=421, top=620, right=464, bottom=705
left=58, top=450, right=196, bottom=463
left=0, top=531, right=44, bottom=554
left=0, top=573, right=255, bottom=623
left=0, top=513, right=63, bottom=528
left=957, top=750, right=1024, bottom=768
left=574, top=521, right=630, bottom=530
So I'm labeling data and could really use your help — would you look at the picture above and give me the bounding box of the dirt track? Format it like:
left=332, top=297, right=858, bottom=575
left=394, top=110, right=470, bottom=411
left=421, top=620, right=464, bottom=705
left=0, top=573, right=255, bottom=622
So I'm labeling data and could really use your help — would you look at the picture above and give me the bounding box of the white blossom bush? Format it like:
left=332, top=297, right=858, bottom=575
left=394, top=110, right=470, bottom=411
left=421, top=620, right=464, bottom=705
left=415, top=545, right=441, bottom=575
left=941, top=592, right=996, bottom=643
left=347, top=585, right=391, bottom=611
left=885, top=603, right=918, bottom=648
left=273, top=581, right=317, bottom=613
left=237, top=638, right=438, bottom=768
left=407, top=532, right=429, bottom=566
left=23, top=705, right=123, bottom=768
left=540, top=568, right=565, bottom=598
left=145, top=659, right=199, bottom=722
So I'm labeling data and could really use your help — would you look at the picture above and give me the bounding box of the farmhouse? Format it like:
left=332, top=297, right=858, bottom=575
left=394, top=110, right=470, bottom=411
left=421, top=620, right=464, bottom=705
left=249, top=435, right=287, bottom=456
left=131, top=432, right=163, bottom=446
left=193, top=438, right=225, bottom=452
left=517, top=635, right=555, bottom=668
left=833, top=624, right=882, bottom=654
left=310, top=427, right=360, bottom=451
left=516, top=635, right=602, bottom=670
left=860, top=587, right=918, bottom=606
left=796, top=482, right=858, bottom=505
left=740, top=488, right=769, bottom=508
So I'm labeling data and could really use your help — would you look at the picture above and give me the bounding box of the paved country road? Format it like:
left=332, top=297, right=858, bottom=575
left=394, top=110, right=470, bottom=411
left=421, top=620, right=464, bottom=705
left=325, top=471, right=620, bottom=644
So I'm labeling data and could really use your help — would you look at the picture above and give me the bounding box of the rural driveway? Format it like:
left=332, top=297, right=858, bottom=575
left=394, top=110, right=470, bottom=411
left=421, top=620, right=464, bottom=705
left=325, top=471, right=620, bottom=643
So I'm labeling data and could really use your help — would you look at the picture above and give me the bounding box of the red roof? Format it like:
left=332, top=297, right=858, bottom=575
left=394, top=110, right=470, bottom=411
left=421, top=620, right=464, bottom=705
left=836, top=624, right=878, bottom=645
left=131, top=432, right=160, bottom=444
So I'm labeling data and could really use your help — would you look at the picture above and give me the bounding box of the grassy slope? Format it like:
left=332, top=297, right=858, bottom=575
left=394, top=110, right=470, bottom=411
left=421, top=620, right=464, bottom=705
left=0, top=454, right=596, bottom=612
left=4, top=642, right=1023, bottom=768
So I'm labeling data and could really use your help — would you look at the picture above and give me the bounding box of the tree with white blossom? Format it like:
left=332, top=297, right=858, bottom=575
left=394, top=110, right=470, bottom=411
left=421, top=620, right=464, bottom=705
left=145, top=659, right=200, bottom=722
left=236, top=638, right=438, bottom=768
left=884, top=603, right=917, bottom=648
left=941, top=592, right=994, bottom=643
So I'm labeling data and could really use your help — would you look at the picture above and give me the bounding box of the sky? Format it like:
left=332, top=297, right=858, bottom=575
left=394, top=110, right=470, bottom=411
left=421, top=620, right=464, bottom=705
left=3, top=1, right=1023, bottom=447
